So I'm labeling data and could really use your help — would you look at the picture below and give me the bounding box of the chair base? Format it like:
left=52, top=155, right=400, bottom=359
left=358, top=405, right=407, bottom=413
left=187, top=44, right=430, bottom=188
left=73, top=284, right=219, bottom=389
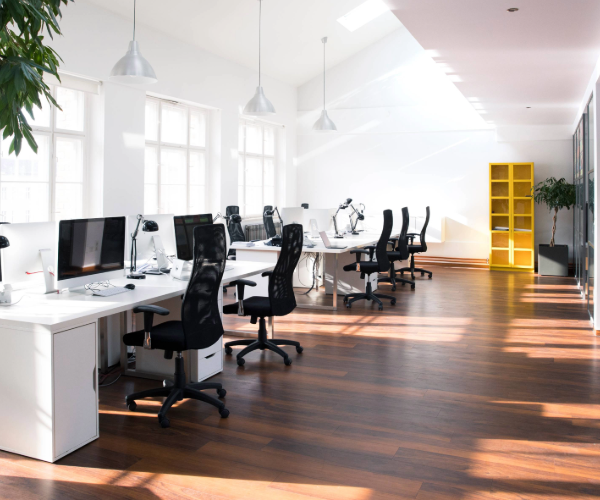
left=378, top=262, right=415, bottom=290
left=343, top=281, right=396, bottom=310
left=125, top=353, right=228, bottom=428
left=224, top=317, right=302, bottom=366
left=399, top=254, right=433, bottom=280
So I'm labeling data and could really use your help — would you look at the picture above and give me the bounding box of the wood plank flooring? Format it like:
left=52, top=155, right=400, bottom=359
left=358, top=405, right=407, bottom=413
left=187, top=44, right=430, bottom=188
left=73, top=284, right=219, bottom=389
left=1, top=267, right=598, bottom=499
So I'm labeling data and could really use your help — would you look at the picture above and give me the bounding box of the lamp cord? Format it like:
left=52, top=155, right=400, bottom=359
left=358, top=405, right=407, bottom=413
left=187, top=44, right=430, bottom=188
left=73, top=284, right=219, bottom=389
left=133, top=0, right=136, bottom=41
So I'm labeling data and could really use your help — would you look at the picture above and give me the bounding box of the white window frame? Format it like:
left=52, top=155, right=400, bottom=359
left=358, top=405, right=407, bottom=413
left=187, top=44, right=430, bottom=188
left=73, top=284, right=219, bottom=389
left=0, top=85, right=89, bottom=223
left=238, top=118, right=280, bottom=218
left=144, top=97, right=209, bottom=215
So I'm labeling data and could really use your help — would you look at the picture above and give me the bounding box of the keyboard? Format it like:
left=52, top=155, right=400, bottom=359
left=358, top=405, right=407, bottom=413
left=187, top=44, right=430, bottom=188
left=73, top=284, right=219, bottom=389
left=91, top=287, right=131, bottom=297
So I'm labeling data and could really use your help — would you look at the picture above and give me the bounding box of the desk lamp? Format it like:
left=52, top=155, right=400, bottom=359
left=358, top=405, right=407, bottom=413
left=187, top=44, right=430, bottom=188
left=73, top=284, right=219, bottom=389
left=333, top=198, right=352, bottom=238
left=264, top=206, right=283, bottom=227
left=128, top=214, right=158, bottom=279
left=349, top=203, right=365, bottom=235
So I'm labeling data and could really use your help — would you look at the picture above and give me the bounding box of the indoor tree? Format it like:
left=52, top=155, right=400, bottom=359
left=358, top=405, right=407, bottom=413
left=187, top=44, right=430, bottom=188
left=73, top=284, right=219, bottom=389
left=0, top=0, right=71, bottom=156
left=531, top=177, right=576, bottom=247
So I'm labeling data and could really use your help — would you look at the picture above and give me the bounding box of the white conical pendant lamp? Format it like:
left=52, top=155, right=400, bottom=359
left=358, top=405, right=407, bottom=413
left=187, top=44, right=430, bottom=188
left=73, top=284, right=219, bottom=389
left=244, top=0, right=276, bottom=115
left=110, top=0, right=157, bottom=85
left=313, top=37, right=337, bottom=132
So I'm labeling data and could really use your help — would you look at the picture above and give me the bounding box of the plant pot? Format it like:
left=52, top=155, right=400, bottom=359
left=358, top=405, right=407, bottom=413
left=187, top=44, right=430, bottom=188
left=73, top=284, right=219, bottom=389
left=538, top=244, right=569, bottom=276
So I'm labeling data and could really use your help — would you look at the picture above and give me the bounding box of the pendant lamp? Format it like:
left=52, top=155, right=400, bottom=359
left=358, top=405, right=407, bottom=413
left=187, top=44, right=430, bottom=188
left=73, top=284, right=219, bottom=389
left=110, top=0, right=157, bottom=85
left=244, top=0, right=276, bottom=115
left=313, top=37, right=337, bottom=132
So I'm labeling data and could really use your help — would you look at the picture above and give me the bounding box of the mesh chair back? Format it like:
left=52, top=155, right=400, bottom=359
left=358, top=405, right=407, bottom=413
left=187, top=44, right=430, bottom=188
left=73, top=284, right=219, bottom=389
left=420, top=206, right=430, bottom=252
left=226, top=206, right=245, bottom=243
left=397, top=207, right=410, bottom=260
left=269, top=223, right=303, bottom=316
left=263, top=205, right=277, bottom=239
left=376, top=210, right=393, bottom=273
left=181, top=224, right=226, bottom=350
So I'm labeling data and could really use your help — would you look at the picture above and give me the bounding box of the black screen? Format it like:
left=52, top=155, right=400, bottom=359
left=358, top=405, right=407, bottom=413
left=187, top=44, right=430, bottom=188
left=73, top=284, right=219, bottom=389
left=57, top=217, right=126, bottom=282
left=174, top=214, right=212, bottom=261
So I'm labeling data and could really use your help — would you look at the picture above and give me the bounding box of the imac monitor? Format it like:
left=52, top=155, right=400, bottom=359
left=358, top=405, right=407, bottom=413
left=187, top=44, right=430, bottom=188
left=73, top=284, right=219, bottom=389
left=57, top=217, right=126, bottom=288
left=174, top=214, right=212, bottom=261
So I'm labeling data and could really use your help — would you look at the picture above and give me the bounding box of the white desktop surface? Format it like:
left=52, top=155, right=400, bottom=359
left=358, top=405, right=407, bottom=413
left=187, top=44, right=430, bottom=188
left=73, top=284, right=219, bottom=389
left=0, top=260, right=273, bottom=333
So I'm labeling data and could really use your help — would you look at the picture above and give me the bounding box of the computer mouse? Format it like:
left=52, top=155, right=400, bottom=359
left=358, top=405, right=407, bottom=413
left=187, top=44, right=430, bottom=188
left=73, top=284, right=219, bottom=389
left=125, top=284, right=136, bottom=290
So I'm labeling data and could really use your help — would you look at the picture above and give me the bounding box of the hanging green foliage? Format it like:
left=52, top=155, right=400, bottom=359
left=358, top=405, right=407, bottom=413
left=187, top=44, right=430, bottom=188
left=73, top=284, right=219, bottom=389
left=0, top=0, right=72, bottom=156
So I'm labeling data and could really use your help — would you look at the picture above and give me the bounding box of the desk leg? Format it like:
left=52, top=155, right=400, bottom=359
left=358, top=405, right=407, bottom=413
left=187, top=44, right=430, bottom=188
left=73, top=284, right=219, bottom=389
left=98, top=317, right=109, bottom=375
left=119, top=312, right=128, bottom=374
left=333, top=253, right=338, bottom=311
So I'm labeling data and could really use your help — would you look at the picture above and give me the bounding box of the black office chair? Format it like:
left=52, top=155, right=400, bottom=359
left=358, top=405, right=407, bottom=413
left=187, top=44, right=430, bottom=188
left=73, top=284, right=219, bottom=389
left=399, top=206, right=433, bottom=280
left=378, top=207, right=415, bottom=291
left=225, top=205, right=244, bottom=260
left=263, top=205, right=277, bottom=239
left=223, top=224, right=304, bottom=366
left=123, top=224, right=230, bottom=428
left=343, top=210, right=396, bottom=311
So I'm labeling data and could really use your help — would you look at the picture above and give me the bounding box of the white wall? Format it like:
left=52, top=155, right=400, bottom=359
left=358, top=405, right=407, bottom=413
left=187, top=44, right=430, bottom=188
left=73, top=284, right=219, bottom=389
left=297, top=28, right=574, bottom=260
left=49, top=0, right=298, bottom=218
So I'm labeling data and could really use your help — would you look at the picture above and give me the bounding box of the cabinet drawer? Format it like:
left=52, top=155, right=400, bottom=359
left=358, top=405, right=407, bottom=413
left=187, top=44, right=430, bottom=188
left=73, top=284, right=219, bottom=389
left=191, top=337, right=223, bottom=382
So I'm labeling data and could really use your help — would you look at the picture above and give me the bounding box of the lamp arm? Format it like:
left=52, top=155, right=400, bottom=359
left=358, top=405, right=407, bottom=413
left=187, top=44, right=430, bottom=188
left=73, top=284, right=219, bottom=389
left=274, top=207, right=283, bottom=227
left=333, top=207, right=342, bottom=237
left=213, top=212, right=223, bottom=223
left=130, top=215, right=143, bottom=273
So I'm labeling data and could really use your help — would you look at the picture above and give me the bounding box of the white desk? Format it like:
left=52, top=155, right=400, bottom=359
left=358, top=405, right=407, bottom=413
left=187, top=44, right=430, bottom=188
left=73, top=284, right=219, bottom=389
left=0, top=260, right=274, bottom=463
left=234, top=231, right=388, bottom=311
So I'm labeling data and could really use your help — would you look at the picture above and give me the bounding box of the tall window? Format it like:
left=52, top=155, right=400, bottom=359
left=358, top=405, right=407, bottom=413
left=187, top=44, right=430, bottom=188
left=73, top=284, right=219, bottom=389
left=0, top=86, right=87, bottom=222
left=144, top=98, right=208, bottom=215
left=238, top=119, right=278, bottom=217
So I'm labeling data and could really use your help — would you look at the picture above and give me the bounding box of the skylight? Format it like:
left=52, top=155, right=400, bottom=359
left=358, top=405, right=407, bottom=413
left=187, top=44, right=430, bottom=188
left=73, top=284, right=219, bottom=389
left=337, top=0, right=390, bottom=32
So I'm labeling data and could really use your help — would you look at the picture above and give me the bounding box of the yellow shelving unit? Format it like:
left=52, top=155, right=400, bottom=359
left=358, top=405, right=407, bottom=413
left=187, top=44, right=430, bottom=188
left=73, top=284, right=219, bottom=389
left=489, top=163, right=535, bottom=272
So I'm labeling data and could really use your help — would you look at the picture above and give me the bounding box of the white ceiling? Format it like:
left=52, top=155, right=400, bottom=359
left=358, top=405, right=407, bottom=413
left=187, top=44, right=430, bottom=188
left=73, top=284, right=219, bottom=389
left=83, top=0, right=401, bottom=86
left=386, top=0, right=600, bottom=126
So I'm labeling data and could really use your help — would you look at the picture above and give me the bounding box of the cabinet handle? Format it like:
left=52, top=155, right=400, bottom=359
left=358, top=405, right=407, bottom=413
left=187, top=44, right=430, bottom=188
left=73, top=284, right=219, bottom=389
left=93, top=365, right=97, bottom=393
left=205, top=353, right=216, bottom=359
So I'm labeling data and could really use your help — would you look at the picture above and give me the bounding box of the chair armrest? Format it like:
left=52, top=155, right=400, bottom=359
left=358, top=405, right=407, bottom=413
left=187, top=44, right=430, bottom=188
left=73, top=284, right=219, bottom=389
left=133, top=305, right=170, bottom=350
left=228, top=279, right=257, bottom=316
left=407, top=233, right=421, bottom=239
left=261, top=271, right=273, bottom=278
left=350, top=249, right=370, bottom=255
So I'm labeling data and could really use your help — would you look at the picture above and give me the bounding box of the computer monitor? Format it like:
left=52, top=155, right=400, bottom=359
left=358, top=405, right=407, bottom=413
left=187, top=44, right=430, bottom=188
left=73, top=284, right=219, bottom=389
left=174, top=214, right=212, bottom=261
left=57, top=217, right=126, bottom=289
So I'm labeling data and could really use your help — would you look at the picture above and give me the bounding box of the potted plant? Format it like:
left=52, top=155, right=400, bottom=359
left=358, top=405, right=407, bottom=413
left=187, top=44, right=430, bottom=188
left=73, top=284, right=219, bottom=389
left=0, top=0, right=71, bottom=156
left=531, top=177, right=576, bottom=276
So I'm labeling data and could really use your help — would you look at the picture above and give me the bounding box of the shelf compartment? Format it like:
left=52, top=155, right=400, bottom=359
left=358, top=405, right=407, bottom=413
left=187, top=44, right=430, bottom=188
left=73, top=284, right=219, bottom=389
left=514, top=232, right=532, bottom=250
left=492, top=233, right=510, bottom=249
left=514, top=250, right=533, bottom=268
left=514, top=199, right=532, bottom=215
left=491, top=249, right=510, bottom=266
left=491, top=215, right=510, bottom=231
left=491, top=164, right=509, bottom=180
left=491, top=199, right=509, bottom=215
left=491, top=182, right=509, bottom=197
left=514, top=216, right=532, bottom=231
left=513, top=182, right=532, bottom=198
left=513, top=164, right=532, bottom=180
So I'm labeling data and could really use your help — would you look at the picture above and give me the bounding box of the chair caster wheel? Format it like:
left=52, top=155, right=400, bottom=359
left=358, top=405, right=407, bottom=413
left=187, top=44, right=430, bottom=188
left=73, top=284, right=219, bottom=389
left=378, top=305, right=383, bottom=311
left=225, top=346, right=233, bottom=355
left=296, top=346, right=304, bottom=354
left=421, top=272, right=425, bottom=276
left=159, top=416, right=170, bottom=428
left=343, top=297, right=348, bottom=303
left=127, top=401, right=137, bottom=411
left=237, top=357, right=245, bottom=367
left=429, top=275, right=433, bottom=279
left=411, top=284, right=415, bottom=290
left=219, top=408, right=230, bottom=418
left=217, top=388, right=227, bottom=398
left=391, top=299, right=396, bottom=305
left=284, top=357, right=292, bottom=366
left=401, top=282, right=405, bottom=286
left=391, top=286, right=396, bottom=291
left=346, top=303, right=351, bottom=308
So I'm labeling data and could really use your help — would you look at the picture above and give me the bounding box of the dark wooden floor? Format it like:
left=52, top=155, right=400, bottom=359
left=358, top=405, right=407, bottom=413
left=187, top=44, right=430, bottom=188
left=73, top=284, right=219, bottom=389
left=1, top=267, right=598, bottom=499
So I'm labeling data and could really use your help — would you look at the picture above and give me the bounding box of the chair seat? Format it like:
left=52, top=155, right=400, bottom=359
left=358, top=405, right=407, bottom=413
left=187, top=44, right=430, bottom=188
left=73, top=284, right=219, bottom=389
left=123, top=321, right=186, bottom=351
left=223, top=296, right=273, bottom=318
left=409, top=244, right=425, bottom=253
left=387, top=251, right=403, bottom=262
left=343, top=261, right=380, bottom=274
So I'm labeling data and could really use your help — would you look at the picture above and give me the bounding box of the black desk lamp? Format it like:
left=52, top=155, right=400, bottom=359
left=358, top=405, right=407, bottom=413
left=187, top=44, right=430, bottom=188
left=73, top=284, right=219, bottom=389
left=349, top=203, right=365, bottom=235
left=264, top=206, right=283, bottom=226
left=128, top=214, right=159, bottom=279
left=333, top=198, right=352, bottom=238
